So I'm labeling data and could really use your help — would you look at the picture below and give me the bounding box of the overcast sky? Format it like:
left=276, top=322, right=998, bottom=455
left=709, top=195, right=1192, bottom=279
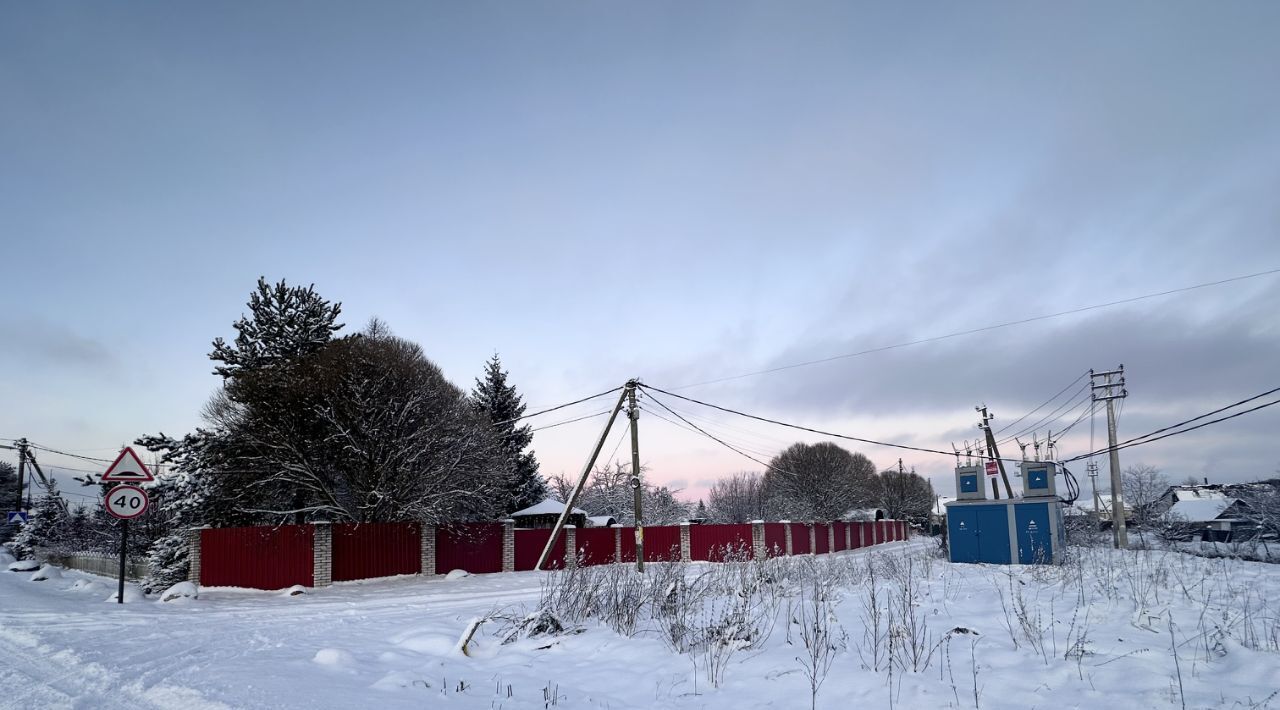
left=3, top=2, right=1278, bottom=508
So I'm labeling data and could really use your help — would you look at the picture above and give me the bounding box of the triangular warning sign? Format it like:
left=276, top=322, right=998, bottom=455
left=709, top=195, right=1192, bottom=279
left=102, top=447, right=155, bottom=483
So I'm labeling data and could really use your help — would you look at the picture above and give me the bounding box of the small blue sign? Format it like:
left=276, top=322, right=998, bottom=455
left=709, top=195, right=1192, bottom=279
left=6, top=511, right=28, bottom=524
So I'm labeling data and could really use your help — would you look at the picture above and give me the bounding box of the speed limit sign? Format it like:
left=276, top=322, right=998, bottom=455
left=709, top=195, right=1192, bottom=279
left=105, top=485, right=149, bottom=519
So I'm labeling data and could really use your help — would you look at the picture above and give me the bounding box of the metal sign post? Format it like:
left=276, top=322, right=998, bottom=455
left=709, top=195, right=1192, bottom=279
left=102, top=447, right=154, bottom=603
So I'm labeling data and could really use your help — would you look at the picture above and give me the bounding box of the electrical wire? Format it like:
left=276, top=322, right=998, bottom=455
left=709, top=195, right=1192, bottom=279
left=995, top=384, right=1093, bottom=447
left=1063, top=387, right=1280, bottom=462
left=669, top=267, right=1280, bottom=390
left=26, top=443, right=115, bottom=464
left=496, top=386, right=624, bottom=425
left=992, top=371, right=1090, bottom=437
left=641, top=391, right=805, bottom=479
left=528, top=409, right=611, bottom=433
left=641, top=383, right=966, bottom=459
left=640, top=405, right=784, bottom=462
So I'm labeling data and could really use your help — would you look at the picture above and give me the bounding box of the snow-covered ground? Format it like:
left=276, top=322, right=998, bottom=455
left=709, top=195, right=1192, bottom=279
left=2, top=541, right=1278, bottom=709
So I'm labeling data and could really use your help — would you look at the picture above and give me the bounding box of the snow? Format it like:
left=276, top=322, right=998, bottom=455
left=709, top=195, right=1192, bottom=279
left=30, top=564, right=63, bottom=582
left=444, top=569, right=471, bottom=581
left=2, top=543, right=1279, bottom=709
left=158, top=581, right=198, bottom=602
left=1166, top=496, right=1238, bottom=523
left=7, top=558, right=40, bottom=572
left=509, top=498, right=588, bottom=517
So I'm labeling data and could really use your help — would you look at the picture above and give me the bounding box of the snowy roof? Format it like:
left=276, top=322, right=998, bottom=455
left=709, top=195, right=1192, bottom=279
left=1165, top=497, right=1239, bottom=523
left=587, top=515, right=617, bottom=527
left=510, top=499, right=588, bottom=517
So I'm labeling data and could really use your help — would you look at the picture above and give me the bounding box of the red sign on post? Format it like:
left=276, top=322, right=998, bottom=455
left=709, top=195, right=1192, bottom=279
left=985, top=460, right=999, bottom=475
left=101, top=447, right=155, bottom=483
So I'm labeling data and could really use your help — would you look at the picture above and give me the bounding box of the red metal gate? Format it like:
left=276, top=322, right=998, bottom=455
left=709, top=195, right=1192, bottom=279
left=332, top=522, right=420, bottom=582
left=762, top=523, right=787, bottom=557
left=201, top=525, right=314, bottom=590
left=435, top=523, right=503, bottom=575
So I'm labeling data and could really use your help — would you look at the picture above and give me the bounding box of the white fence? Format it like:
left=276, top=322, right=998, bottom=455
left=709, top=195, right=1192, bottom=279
left=37, top=549, right=150, bottom=580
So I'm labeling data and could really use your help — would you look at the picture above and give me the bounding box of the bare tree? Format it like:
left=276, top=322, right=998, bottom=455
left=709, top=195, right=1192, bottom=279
left=764, top=442, right=878, bottom=521
left=877, top=466, right=935, bottom=523
left=1122, top=464, right=1169, bottom=528
left=707, top=471, right=767, bottom=523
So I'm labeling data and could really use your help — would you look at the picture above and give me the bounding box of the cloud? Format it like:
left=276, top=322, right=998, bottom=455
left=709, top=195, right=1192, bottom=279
left=0, top=319, right=118, bottom=373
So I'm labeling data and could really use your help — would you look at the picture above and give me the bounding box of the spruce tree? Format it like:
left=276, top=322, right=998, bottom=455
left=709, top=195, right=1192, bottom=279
left=472, top=354, right=548, bottom=512
left=0, top=462, right=19, bottom=542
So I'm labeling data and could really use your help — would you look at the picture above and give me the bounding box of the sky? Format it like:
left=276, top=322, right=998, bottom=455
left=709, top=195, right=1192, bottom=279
left=2, top=1, right=1279, bottom=509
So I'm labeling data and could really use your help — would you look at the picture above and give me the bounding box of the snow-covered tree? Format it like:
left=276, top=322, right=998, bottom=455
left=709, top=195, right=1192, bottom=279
left=876, top=465, right=934, bottom=523
left=472, top=354, right=547, bottom=513
left=707, top=471, right=768, bottom=523
left=763, top=443, right=878, bottom=520
left=9, top=482, right=69, bottom=560
left=1122, top=464, right=1169, bottom=528
left=0, top=461, right=20, bottom=543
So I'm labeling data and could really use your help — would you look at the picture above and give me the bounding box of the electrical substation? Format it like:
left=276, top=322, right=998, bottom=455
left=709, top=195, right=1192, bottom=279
left=945, top=459, right=1069, bottom=565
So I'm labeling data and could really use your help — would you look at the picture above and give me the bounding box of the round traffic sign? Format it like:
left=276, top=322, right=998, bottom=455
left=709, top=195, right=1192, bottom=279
left=105, top=485, right=149, bottom=519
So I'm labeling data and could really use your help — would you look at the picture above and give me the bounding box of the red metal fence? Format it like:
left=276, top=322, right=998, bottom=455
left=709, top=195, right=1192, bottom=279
left=435, top=523, right=503, bottom=575
left=814, top=523, right=830, bottom=554
left=514, top=528, right=564, bottom=571
left=574, top=527, right=618, bottom=567
left=198, top=517, right=911, bottom=589
left=201, top=525, right=314, bottom=590
left=690, top=523, right=753, bottom=561
left=332, top=522, right=420, bottom=582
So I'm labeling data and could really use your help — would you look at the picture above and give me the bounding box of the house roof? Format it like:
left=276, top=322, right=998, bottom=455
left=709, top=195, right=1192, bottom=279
left=1165, top=497, right=1240, bottom=523
left=587, top=515, right=617, bottom=527
left=510, top=499, right=588, bottom=517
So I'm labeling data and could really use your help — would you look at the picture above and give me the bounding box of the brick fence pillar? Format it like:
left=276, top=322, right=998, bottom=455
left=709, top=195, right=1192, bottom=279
left=808, top=523, right=817, bottom=556
left=827, top=523, right=836, bottom=554
left=502, top=519, right=515, bottom=573
left=187, top=526, right=207, bottom=584
left=679, top=522, right=691, bottom=563
left=781, top=520, right=793, bottom=556
left=751, top=520, right=766, bottom=560
left=312, top=522, right=332, bottom=587
left=563, top=526, right=577, bottom=569
left=420, top=524, right=437, bottom=577
left=613, top=525, right=622, bottom=564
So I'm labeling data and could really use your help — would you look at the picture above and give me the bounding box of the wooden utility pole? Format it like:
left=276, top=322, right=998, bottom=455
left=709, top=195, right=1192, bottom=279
left=627, top=380, right=645, bottom=573
left=977, top=406, right=1013, bottom=498
left=1091, top=366, right=1128, bottom=548
left=535, top=386, right=630, bottom=571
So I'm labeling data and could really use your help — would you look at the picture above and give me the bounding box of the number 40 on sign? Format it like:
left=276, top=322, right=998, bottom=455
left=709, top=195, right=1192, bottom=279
left=105, top=485, right=149, bottom=519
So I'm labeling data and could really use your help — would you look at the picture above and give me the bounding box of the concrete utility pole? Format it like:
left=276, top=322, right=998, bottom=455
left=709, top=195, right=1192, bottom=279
left=627, top=379, right=645, bottom=573
left=1091, top=366, right=1129, bottom=548
left=1087, top=461, right=1101, bottom=513
left=14, top=438, right=28, bottom=512
left=535, top=386, right=630, bottom=571
left=976, top=405, right=1014, bottom=499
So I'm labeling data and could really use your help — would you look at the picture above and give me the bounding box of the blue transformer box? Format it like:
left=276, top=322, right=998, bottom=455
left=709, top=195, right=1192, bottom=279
left=946, top=498, right=1065, bottom=565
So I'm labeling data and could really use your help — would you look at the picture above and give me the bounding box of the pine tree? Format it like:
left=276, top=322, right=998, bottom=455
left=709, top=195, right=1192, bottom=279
left=9, top=481, right=69, bottom=560
left=472, top=354, right=548, bottom=512
left=0, top=461, right=20, bottom=543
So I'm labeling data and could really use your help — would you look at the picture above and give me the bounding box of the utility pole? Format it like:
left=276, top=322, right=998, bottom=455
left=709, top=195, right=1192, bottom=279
left=1086, top=460, right=1101, bottom=513
left=627, top=379, right=645, bottom=573
left=1091, top=366, right=1128, bottom=548
left=535, top=386, right=630, bottom=571
left=976, top=405, right=1014, bottom=499
left=14, top=438, right=28, bottom=512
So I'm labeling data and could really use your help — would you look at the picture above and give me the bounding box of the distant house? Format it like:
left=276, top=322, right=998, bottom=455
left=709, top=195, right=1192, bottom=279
left=1154, top=486, right=1252, bottom=541
left=586, top=515, right=617, bottom=528
left=510, top=499, right=588, bottom=529
left=842, top=508, right=886, bottom=522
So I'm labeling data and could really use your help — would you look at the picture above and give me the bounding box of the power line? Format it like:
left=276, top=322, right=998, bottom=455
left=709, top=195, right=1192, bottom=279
left=640, top=405, right=783, bottom=462
left=671, top=267, right=1280, bottom=390
left=992, top=371, right=1090, bottom=436
left=640, top=383, right=960, bottom=459
left=1064, top=386, right=1280, bottom=462
left=995, top=384, right=1094, bottom=447
left=529, top=410, right=611, bottom=433
left=498, top=386, right=624, bottom=425
left=641, top=391, right=803, bottom=479
left=26, top=443, right=115, bottom=464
